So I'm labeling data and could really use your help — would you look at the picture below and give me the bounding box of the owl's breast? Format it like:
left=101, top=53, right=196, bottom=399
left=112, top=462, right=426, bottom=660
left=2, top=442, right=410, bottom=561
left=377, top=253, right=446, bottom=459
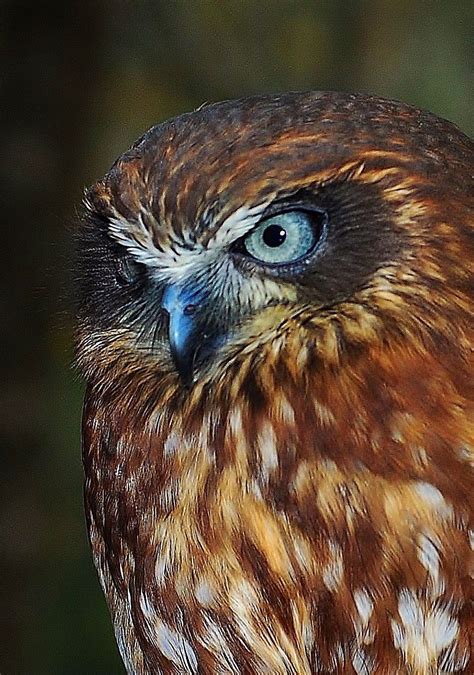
left=83, top=341, right=473, bottom=673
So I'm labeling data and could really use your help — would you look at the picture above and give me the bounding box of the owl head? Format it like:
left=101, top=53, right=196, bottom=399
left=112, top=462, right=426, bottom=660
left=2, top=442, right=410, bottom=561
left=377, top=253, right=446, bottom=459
left=75, top=92, right=472, bottom=395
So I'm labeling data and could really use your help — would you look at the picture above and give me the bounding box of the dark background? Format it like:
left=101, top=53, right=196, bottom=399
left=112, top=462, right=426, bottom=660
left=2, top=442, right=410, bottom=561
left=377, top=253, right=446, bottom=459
left=1, top=1, right=472, bottom=673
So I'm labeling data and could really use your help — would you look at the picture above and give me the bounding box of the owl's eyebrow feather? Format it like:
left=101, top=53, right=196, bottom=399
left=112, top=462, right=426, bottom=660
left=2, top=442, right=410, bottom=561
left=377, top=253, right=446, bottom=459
left=104, top=201, right=273, bottom=284
left=204, top=201, right=271, bottom=247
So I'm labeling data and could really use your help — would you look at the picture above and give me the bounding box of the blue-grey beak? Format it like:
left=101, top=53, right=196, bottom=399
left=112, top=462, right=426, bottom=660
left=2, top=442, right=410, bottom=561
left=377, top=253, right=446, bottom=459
left=161, top=284, right=207, bottom=385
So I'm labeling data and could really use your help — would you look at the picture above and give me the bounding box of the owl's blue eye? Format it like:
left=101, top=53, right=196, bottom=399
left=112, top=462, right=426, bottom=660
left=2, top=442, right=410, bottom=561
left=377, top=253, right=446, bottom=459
left=243, top=210, right=322, bottom=264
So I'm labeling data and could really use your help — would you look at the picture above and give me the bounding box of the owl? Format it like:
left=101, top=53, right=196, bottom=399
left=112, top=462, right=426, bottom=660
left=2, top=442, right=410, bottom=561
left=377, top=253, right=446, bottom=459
left=75, top=92, right=473, bottom=674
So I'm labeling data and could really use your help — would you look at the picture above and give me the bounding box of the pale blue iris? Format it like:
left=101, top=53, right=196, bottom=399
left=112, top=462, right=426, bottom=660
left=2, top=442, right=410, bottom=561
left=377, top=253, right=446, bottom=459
left=243, top=210, right=317, bottom=264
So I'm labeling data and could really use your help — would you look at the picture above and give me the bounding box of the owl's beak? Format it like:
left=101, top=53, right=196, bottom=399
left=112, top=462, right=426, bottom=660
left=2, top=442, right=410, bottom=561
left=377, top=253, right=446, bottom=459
left=161, top=284, right=207, bottom=385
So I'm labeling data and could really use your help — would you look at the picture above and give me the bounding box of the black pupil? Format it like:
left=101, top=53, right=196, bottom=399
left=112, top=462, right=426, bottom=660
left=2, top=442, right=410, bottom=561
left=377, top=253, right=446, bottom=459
left=263, top=224, right=287, bottom=247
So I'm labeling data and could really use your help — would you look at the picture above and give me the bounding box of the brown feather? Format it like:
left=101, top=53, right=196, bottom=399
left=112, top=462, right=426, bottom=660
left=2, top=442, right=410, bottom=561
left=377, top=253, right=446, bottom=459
left=76, top=92, right=473, bottom=674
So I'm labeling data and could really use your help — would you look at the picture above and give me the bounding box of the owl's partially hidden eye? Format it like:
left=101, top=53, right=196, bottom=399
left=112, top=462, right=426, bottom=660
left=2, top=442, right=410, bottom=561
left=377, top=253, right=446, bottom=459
left=115, top=256, right=143, bottom=286
left=77, top=91, right=473, bottom=675
left=241, top=208, right=326, bottom=265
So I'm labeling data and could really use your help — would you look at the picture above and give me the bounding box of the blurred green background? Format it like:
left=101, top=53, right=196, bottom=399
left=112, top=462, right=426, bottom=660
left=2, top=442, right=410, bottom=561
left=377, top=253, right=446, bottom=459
left=1, top=1, right=472, bottom=673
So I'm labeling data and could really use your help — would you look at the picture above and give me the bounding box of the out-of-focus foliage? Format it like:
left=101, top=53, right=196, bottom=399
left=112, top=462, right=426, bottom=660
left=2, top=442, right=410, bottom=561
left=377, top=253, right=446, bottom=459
left=1, top=1, right=472, bottom=672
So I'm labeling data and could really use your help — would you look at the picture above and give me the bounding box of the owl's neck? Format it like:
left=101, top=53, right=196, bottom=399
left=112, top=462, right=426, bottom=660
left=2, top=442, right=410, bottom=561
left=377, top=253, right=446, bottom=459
left=84, top=328, right=470, bottom=524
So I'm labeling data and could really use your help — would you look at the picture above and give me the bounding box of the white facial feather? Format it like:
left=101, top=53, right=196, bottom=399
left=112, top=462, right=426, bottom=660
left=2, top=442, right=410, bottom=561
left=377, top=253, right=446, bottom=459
left=106, top=202, right=270, bottom=284
left=105, top=200, right=296, bottom=332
